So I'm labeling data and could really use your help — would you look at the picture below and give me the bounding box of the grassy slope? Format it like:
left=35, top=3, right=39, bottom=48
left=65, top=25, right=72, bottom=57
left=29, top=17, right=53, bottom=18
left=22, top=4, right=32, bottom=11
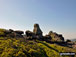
left=0, top=37, right=76, bottom=57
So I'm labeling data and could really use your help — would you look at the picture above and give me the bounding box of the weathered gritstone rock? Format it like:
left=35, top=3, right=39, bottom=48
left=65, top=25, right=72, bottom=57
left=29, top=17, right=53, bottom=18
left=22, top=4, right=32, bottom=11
left=33, top=24, right=43, bottom=40
left=4, top=30, right=24, bottom=38
left=9, top=29, right=14, bottom=32
left=33, top=24, right=43, bottom=36
left=25, top=30, right=36, bottom=40
left=48, top=31, right=64, bottom=42
left=25, top=30, right=34, bottom=37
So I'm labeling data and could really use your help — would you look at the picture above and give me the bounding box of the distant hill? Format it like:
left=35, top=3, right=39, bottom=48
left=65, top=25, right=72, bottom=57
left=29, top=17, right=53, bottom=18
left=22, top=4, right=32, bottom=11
left=71, top=38, right=76, bottom=42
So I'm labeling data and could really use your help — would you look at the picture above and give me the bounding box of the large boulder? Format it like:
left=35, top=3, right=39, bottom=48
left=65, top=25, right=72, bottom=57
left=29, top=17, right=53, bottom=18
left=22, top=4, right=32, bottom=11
left=25, top=30, right=36, bottom=40
left=13, top=30, right=24, bottom=38
left=9, top=29, right=14, bottom=32
left=66, top=39, right=71, bottom=43
left=33, top=24, right=43, bottom=40
left=7, top=32, right=16, bottom=38
left=5, top=30, right=24, bottom=38
left=0, top=29, right=24, bottom=38
left=33, top=24, right=43, bottom=36
left=25, top=30, right=34, bottom=37
left=8, top=32, right=23, bottom=38
left=25, top=29, right=43, bottom=40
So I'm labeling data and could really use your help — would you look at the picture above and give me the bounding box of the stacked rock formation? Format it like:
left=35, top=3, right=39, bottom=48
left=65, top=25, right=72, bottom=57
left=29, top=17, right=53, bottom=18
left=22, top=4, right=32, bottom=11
left=33, top=24, right=42, bottom=35
left=0, top=24, right=64, bottom=42
left=33, top=24, right=43, bottom=39
left=25, top=24, right=43, bottom=40
left=25, top=23, right=64, bottom=42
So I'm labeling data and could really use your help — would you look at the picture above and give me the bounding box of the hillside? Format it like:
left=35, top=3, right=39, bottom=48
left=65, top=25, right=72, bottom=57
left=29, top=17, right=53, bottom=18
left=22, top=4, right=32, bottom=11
left=0, top=24, right=76, bottom=57
left=0, top=37, right=76, bottom=57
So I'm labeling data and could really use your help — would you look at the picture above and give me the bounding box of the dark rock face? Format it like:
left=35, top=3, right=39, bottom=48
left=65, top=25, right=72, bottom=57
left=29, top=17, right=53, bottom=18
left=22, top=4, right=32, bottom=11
left=9, top=29, right=14, bottom=32
left=14, top=30, right=24, bottom=35
left=58, top=34, right=64, bottom=41
left=26, top=30, right=34, bottom=37
left=4, top=30, right=11, bottom=34
left=7, top=32, right=16, bottom=38
left=33, top=24, right=43, bottom=36
left=33, top=24, right=43, bottom=40
left=43, top=35, right=52, bottom=41
left=4, top=29, right=14, bottom=34
left=12, top=30, right=24, bottom=38
left=4, top=29, right=24, bottom=38
left=25, top=30, right=36, bottom=40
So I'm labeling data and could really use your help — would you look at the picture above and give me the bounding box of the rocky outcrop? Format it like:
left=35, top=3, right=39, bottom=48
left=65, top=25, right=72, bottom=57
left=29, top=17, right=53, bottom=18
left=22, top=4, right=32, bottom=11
left=48, top=31, right=64, bottom=42
left=25, top=24, right=64, bottom=42
left=1, top=24, right=76, bottom=49
left=25, top=30, right=42, bottom=40
left=0, top=24, right=65, bottom=42
left=58, top=34, right=64, bottom=41
left=25, top=24, right=43, bottom=40
left=33, top=24, right=43, bottom=40
left=66, top=39, right=71, bottom=43
left=4, top=29, right=24, bottom=38
left=33, top=24, right=43, bottom=36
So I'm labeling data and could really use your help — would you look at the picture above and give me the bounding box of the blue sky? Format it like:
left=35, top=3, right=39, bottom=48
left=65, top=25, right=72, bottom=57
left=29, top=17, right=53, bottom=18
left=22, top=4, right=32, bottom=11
left=0, top=0, right=76, bottom=39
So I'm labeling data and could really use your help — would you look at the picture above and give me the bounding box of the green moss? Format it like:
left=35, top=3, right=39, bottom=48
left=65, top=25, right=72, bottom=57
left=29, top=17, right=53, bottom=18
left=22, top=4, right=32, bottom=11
left=0, top=29, right=6, bottom=36
left=0, top=37, right=76, bottom=57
